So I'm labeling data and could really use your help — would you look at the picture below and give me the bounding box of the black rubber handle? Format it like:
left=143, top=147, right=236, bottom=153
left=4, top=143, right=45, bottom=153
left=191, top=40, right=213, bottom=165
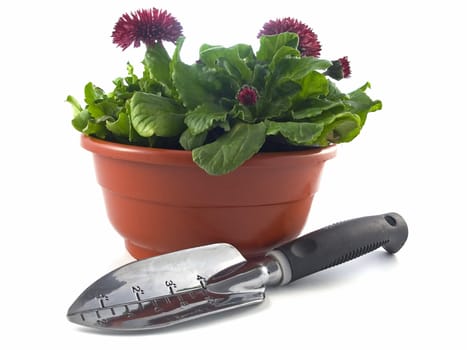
left=275, top=213, right=408, bottom=284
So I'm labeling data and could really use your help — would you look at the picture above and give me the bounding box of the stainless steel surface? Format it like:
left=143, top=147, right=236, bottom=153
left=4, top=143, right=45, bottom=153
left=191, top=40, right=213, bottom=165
left=266, top=250, right=292, bottom=285
left=207, top=256, right=283, bottom=294
left=67, top=243, right=248, bottom=330
left=67, top=287, right=264, bottom=331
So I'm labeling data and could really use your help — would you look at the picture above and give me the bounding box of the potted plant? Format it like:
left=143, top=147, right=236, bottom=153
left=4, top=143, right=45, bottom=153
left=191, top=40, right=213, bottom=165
left=67, top=8, right=382, bottom=259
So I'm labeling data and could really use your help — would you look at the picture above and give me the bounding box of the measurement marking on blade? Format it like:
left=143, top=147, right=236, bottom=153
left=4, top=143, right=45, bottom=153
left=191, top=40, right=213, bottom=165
left=80, top=313, right=85, bottom=321
left=197, top=275, right=207, bottom=289
left=95, top=310, right=101, bottom=319
left=132, top=285, right=144, bottom=301
left=165, top=280, right=177, bottom=295
left=110, top=308, right=115, bottom=316
left=97, top=294, right=109, bottom=308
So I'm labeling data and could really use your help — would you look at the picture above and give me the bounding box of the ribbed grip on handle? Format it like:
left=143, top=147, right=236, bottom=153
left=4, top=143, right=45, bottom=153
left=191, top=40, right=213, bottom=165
left=274, top=213, right=408, bottom=284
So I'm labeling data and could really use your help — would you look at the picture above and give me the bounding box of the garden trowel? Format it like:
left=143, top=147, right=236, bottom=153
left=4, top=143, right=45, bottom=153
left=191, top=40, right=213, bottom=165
left=67, top=212, right=408, bottom=331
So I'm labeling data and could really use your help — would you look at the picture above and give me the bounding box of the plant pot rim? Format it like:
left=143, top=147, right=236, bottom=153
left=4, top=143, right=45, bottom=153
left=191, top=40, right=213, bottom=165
left=81, top=134, right=337, bottom=168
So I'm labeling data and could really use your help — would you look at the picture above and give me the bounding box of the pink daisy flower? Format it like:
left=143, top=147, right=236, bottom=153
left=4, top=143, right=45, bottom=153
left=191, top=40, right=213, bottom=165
left=258, top=17, right=321, bottom=57
left=112, top=8, right=183, bottom=50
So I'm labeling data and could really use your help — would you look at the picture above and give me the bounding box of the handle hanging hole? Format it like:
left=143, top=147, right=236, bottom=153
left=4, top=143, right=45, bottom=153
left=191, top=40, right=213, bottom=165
left=384, top=215, right=397, bottom=227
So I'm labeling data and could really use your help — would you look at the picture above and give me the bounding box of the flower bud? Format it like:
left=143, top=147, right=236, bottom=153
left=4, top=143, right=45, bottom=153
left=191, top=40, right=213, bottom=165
left=236, top=86, right=259, bottom=106
left=325, top=56, right=351, bottom=80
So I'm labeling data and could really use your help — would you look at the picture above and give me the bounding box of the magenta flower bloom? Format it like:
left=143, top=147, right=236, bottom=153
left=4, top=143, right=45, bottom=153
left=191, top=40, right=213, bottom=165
left=112, top=8, right=183, bottom=50
left=338, top=56, right=351, bottom=78
left=326, top=56, right=351, bottom=80
left=236, top=86, right=259, bottom=106
left=258, top=17, right=321, bottom=57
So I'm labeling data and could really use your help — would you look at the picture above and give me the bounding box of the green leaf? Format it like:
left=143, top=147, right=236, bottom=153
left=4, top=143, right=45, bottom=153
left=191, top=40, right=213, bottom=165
left=82, top=119, right=108, bottom=139
left=87, top=100, right=119, bottom=119
left=293, top=99, right=344, bottom=119
left=251, top=63, right=269, bottom=91
left=297, top=71, right=329, bottom=98
left=84, top=82, right=104, bottom=105
left=257, top=32, right=299, bottom=62
left=270, top=46, right=301, bottom=71
left=172, top=61, right=214, bottom=109
left=261, top=100, right=294, bottom=120
left=316, top=112, right=362, bottom=145
left=144, top=42, right=172, bottom=89
left=276, top=57, right=330, bottom=80
left=172, top=37, right=215, bottom=109
left=66, top=95, right=82, bottom=114
left=272, top=80, right=302, bottom=99
left=106, top=111, right=130, bottom=138
left=264, top=56, right=330, bottom=117
left=67, top=95, right=90, bottom=132
left=265, top=120, right=324, bottom=145
left=275, top=58, right=330, bottom=87
left=232, top=104, right=255, bottom=122
left=346, top=82, right=382, bottom=125
left=200, top=44, right=254, bottom=81
left=185, top=103, right=228, bottom=135
left=130, top=92, right=186, bottom=137
left=179, top=129, right=207, bottom=150
left=260, top=81, right=301, bottom=119
left=71, top=110, right=90, bottom=132
left=192, top=122, right=267, bottom=175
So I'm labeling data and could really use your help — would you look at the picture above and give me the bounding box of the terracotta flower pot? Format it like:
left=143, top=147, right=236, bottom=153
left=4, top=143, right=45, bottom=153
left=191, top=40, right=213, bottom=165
left=81, top=135, right=336, bottom=259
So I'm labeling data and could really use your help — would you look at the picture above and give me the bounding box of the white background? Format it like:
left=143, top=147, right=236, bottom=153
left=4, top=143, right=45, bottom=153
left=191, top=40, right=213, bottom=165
left=1, top=0, right=466, bottom=348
